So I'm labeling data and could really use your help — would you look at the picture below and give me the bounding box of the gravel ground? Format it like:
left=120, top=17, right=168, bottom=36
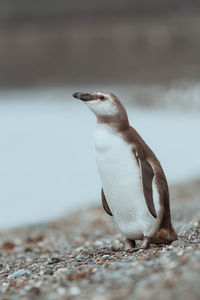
left=0, top=180, right=200, bottom=300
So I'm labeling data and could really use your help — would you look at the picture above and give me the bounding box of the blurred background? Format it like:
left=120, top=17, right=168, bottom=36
left=0, top=0, right=200, bottom=228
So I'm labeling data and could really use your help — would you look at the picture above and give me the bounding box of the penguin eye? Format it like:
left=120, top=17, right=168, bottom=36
left=99, top=95, right=106, bottom=100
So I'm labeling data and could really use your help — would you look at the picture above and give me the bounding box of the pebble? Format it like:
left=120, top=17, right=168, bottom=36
left=35, top=281, right=42, bottom=288
left=171, top=240, right=185, bottom=247
left=2, top=282, right=8, bottom=287
left=0, top=282, right=8, bottom=293
left=57, top=287, right=66, bottom=295
left=91, top=267, right=98, bottom=273
left=84, top=241, right=90, bottom=247
left=44, top=269, right=54, bottom=275
left=167, top=245, right=173, bottom=249
left=8, top=269, right=31, bottom=279
left=94, top=240, right=104, bottom=247
left=0, top=286, right=8, bottom=293
left=53, top=268, right=68, bottom=276
left=114, top=239, right=120, bottom=244
left=137, top=265, right=145, bottom=273
left=177, top=249, right=184, bottom=256
left=13, top=246, right=24, bottom=252
left=138, top=249, right=143, bottom=253
left=76, top=255, right=82, bottom=260
left=194, top=221, right=200, bottom=227
left=69, top=286, right=81, bottom=296
left=161, top=248, right=168, bottom=253
left=75, top=247, right=84, bottom=252
left=166, top=261, right=178, bottom=269
left=102, top=255, right=110, bottom=259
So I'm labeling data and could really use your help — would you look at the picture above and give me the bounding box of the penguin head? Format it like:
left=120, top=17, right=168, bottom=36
left=73, top=91, right=123, bottom=117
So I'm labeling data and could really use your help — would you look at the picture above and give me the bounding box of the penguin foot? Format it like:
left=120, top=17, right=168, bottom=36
left=141, top=237, right=151, bottom=249
left=125, top=238, right=136, bottom=251
left=126, top=247, right=141, bottom=253
left=126, top=237, right=151, bottom=253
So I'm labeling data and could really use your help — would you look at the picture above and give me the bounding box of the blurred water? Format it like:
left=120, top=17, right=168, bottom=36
left=0, top=89, right=200, bottom=228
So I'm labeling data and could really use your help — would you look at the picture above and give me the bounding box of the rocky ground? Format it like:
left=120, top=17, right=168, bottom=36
left=0, top=180, right=200, bottom=300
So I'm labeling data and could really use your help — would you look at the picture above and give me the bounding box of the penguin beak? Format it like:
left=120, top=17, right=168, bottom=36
left=73, top=92, right=98, bottom=102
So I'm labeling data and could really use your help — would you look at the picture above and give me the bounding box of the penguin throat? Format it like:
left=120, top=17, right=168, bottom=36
left=97, top=115, right=129, bottom=132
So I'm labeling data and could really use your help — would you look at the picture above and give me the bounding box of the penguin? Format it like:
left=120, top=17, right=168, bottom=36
left=73, top=91, right=177, bottom=251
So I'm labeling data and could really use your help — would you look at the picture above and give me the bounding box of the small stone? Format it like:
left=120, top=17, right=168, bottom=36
left=145, top=260, right=154, bottom=266
left=84, top=241, right=90, bottom=247
left=161, top=248, right=168, bottom=253
left=114, top=239, right=120, bottom=244
left=1, top=241, right=16, bottom=250
left=95, top=240, right=104, bottom=247
left=194, top=221, right=200, bottom=227
left=35, top=281, right=42, bottom=288
left=57, top=287, right=66, bottom=295
left=75, top=273, right=86, bottom=281
left=53, top=268, right=68, bottom=277
left=177, top=249, right=184, bottom=256
left=8, top=269, right=31, bottom=279
left=0, top=286, right=7, bottom=293
left=0, top=269, right=8, bottom=275
left=44, top=269, right=54, bottom=275
left=167, top=245, right=173, bottom=249
left=137, top=265, right=145, bottom=272
left=0, top=282, right=8, bottom=293
left=13, top=238, right=22, bottom=245
left=66, top=274, right=74, bottom=281
left=29, top=287, right=40, bottom=295
left=111, top=244, right=123, bottom=251
left=57, top=267, right=68, bottom=273
left=26, top=236, right=44, bottom=243
left=193, top=238, right=200, bottom=243
left=186, top=246, right=193, bottom=250
left=69, top=286, right=80, bottom=296
left=171, top=240, right=185, bottom=247
left=49, top=257, right=62, bottom=264
left=75, top=247, right=84, bottom=253
left=0, top=272, right=9, bottom=278
left=91, top=267, right=98, bottom=273
left=14, top=246, right=24, bottom=252
left=39, top=270, right=44, bottom=276
left=2, top=282, right=8, bottom=287
left=166, top=261, right=178, bottom=269
left=102, top=255, right=110, bottom=259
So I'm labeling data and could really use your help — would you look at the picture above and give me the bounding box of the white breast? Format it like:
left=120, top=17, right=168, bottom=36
left=94, top=124, right=159, bottom=239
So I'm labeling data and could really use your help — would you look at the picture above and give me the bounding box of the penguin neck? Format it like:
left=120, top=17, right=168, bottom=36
left=97, top=114, right=129, bottom=132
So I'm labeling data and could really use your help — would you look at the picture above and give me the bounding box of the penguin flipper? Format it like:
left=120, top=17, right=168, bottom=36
left=138, top=158, right=157, bottom=218
left=101, top=188, right=113, bottom=216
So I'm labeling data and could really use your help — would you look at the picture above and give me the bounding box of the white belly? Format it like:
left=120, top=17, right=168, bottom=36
left=94, top=124, right=159, bottom=239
